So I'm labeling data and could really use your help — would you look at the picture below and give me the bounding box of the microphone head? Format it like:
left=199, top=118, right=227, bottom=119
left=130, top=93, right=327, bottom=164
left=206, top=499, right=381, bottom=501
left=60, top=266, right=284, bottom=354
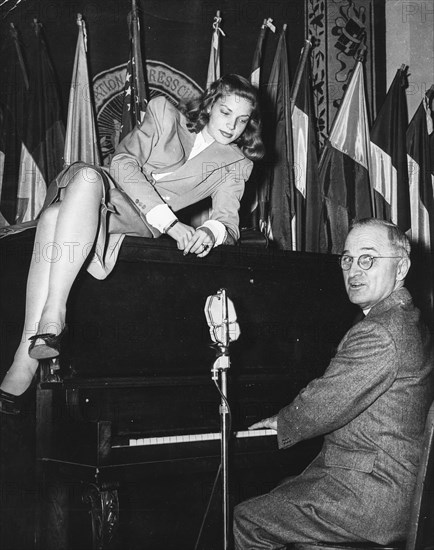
left=204, top=291, right=241, bottom=344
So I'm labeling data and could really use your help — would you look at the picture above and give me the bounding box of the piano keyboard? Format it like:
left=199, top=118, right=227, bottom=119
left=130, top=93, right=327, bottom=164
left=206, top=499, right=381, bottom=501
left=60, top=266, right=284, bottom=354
left=123, top=429, right=276, bottom=448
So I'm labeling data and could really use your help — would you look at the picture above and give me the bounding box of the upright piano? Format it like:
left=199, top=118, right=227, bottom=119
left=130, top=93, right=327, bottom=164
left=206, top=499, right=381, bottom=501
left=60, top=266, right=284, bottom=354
left=0, top=230, right=358, bottom=550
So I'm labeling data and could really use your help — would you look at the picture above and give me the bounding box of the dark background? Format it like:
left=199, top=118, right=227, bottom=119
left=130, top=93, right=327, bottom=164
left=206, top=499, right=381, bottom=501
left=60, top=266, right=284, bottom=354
left=0, top=0, right=306, bottom=124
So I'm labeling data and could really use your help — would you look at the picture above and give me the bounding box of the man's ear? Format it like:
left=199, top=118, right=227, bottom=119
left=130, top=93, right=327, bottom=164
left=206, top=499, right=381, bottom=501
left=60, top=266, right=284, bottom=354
left=396, top=257, right=411, bottom=281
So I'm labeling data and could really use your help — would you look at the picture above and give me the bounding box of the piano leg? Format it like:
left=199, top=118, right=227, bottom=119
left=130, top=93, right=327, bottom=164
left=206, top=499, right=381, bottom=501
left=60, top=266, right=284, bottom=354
left=36, top=474, right=69, bottom=550
left=82, top=482, right=119, bottom=550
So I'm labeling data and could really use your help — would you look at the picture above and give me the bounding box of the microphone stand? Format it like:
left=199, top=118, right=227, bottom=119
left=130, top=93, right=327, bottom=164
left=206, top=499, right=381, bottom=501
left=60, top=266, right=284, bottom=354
left=210, top=289, right=231, bottom=550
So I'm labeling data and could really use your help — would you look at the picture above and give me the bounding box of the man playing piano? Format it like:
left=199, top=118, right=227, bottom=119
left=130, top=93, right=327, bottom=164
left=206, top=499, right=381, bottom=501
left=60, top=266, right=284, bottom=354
left=234, top=218, right=434, bottom=548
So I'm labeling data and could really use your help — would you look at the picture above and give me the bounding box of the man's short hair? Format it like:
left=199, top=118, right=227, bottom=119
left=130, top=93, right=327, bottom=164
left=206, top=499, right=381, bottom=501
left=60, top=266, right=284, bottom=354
left=349, top=218, right=411, bottom=258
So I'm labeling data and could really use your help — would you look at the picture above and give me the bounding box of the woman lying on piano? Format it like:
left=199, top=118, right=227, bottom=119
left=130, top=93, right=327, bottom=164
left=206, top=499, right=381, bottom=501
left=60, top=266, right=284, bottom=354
left=0, top=74, right=264, bottom=414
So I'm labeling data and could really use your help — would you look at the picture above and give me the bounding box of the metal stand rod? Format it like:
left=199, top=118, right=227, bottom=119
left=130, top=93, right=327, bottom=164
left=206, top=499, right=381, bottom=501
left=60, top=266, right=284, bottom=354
left=212, top=350, right=231, bottom=550
left=207, top=288, right=238, bottom=550
left=220, top=364, right=230, bottom=550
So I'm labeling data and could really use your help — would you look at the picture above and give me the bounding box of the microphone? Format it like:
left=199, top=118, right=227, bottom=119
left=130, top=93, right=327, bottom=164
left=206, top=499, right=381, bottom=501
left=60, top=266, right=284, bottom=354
left=204, top=288, right=240, bottom=346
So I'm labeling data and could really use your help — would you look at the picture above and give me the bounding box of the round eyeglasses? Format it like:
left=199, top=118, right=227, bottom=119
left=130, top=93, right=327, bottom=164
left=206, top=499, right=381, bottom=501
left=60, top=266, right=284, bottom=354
left=339, top=254, right=402, bottom=271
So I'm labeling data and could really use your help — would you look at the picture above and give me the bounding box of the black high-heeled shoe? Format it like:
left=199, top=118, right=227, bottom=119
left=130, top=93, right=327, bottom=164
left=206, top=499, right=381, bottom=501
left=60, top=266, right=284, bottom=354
left=28, top=326, right=67, bottom=360
left=0, top=389, right=21, bottom=415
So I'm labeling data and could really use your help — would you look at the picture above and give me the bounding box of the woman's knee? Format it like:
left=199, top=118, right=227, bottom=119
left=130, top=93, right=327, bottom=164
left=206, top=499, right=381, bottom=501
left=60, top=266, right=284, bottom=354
left=38, top=203, right=61, bottom=228
left=75, top=165, right=103, bottom=185
left=64, top=164, right=105, bottom=195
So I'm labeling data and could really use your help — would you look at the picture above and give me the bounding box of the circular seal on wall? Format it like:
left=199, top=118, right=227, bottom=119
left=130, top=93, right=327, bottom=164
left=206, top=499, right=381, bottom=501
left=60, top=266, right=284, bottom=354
left=93, top=60, right=203, bottom=164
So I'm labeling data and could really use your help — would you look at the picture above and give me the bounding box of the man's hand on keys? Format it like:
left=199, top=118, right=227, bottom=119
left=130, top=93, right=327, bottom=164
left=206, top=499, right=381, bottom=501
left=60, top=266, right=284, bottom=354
left=248, top=415, right=277, bottom=432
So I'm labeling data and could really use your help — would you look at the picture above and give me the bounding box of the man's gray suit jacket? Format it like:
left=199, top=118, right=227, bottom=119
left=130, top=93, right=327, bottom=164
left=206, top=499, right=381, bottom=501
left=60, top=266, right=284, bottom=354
left=277, top=287, right=433, bottom=544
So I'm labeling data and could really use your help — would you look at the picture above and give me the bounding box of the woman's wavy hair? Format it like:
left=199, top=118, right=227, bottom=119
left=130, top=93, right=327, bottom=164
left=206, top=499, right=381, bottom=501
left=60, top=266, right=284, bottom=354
left=179, top=74, right=265, bottom=162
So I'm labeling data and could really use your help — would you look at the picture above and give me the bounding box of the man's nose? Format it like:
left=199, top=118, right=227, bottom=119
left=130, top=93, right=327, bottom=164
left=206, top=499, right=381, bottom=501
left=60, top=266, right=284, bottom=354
left=348, top=258, right=363, bottom=275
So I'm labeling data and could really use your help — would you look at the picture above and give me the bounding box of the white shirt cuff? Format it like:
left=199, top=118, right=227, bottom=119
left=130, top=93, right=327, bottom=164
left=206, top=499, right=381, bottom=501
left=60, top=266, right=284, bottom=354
left=145, top=204, right=177, bottom=233
left=199, top=220, right=227, bottom=246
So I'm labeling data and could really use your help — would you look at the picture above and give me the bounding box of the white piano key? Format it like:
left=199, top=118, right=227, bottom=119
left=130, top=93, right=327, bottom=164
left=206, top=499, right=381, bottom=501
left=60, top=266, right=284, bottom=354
left=119, top=428, right=276, bottom=448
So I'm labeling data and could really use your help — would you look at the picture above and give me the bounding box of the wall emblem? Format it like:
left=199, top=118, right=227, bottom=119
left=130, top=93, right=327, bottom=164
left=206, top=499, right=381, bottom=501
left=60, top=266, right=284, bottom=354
left=93, top=60, right=203, bottom=164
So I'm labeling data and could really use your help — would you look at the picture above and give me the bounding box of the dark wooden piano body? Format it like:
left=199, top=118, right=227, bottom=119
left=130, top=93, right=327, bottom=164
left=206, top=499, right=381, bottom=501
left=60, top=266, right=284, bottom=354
left=0, top=230, right=358, bottom=550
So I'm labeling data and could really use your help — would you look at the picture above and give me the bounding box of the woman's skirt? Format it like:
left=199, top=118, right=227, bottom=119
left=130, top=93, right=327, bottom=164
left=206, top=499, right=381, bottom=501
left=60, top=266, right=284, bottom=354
left=47, top=162, right=159, bottom=280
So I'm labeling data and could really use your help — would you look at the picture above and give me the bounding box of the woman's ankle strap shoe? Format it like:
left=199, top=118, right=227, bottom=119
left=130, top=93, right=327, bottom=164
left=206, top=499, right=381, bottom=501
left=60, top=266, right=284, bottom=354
left=0, top=389, right=21, bottom=415
left=28, top=326, right=67, bottom=360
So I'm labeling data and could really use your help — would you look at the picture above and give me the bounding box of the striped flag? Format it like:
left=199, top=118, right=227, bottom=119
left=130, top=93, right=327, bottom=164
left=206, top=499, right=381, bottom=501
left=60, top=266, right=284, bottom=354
left=407, top=86, right=434, bottom=251
left=15, top=20, right=65, bottom=223
left=0, top=24, right=29, bottom=225
left=318, top=61, right=373, bottom=254
left=206, top=10, right=224, bottom=89
left=291, top=40, right=321, bottom=252
left=370, top=66, right=410, bottom=233
left=264, top=24, right=295, bottom=249
left=119, top=0, right=148, bottom=143
left=64, top=14, right=101, bottom=167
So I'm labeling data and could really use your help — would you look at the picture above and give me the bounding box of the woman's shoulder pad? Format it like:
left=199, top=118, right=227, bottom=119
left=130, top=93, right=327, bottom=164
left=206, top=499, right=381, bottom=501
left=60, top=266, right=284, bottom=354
left=148, top=95, right=178, bottom=116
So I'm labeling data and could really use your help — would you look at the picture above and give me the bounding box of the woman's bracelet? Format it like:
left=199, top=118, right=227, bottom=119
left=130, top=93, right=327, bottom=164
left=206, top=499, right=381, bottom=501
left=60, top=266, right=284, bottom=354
left=163, top=219, right=178, bottom=233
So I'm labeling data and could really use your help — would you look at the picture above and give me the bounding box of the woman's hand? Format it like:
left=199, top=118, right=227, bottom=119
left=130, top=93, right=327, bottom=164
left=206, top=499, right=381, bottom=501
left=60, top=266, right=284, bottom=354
left=166, top=221, right=196, bottom=251
left=183, top=228, right=215, bottom=257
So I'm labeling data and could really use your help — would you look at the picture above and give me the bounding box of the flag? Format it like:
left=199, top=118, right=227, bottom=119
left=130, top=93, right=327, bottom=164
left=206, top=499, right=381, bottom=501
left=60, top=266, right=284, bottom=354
left=318, top=60, right=373, bottom=254
left=291, top=40, right=321, bottom=252
left=263, top=24, right=295, bottom=249
left=15, top=20, right=65, bottom=223
left=407, top=86, right=434, bottom=251
left=119, top=0, right=148, bottom=143
left=431, top=102, right=434, bottom=180
left=190, top=10, right=225, bottom=228
left=250, top=18, right=274, bottom=88
left=246, top=18, right=274, bottom=230
left=0, top=211, right=9, bottom=228
left=206, top=10, right=224, bottom=89
left=64, top=14, right=101, bottom=167
left=370, top=66, right=410, bottom=233
left=0, top=24, right=29, bottom=225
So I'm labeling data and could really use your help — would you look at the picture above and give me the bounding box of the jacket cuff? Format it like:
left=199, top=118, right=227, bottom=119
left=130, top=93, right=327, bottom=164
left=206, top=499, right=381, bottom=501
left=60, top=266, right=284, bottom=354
left=277, top=406, right=303, bottom=449
left=199, top=220, right=226, bottom=246
left=145, top=204, right=177, bottom=232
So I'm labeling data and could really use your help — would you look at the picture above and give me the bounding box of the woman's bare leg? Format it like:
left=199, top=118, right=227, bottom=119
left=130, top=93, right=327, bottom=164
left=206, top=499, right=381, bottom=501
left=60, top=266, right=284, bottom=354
left=0, top=204, right=59, bottom=395
left=0, top=167, right=103, bottom=395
